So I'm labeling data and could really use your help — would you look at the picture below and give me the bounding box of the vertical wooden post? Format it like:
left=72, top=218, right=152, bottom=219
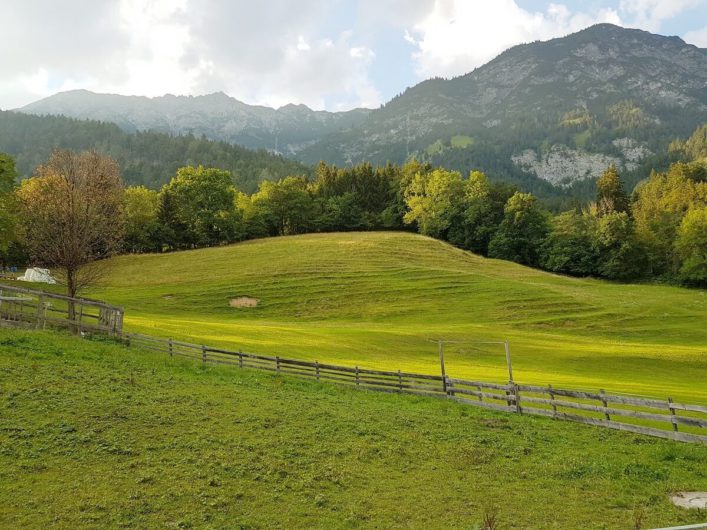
left=35, top=294, right=45, bottom=330
left=446, top=377, right=454, bottom=398
left=238, top=350, right=243, bottom=368
left=504, top=340, right=514, bottom=384
left=315, top=361, right=320, bottom=381
left=355, top=366, right=360, bottom=386
left=398, top=370, right=403, bottom=391
left=168, top=338, right=173, bottom=357
left=477, top=384, right=483, bottom=402
left=201, top=345, right=207, bottom=363
left=116, top=310, right=124, bottom=336
left=668, top=397, right=679, bottom=432
left=600, top=389, right=610, bottom=421
left=276, top=356, right=280, bottom=374
left=438, top=341, right=447, bottom=395
left=514, top=383, right=522, bottom=414
left=549, top=384, right=557, bottom=416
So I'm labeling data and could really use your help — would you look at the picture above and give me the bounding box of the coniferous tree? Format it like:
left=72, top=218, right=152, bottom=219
left=596, top=165, right=630, bottom=215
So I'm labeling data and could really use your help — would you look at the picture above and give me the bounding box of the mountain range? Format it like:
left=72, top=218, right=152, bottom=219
left=16, top=23, right=707, bottom=196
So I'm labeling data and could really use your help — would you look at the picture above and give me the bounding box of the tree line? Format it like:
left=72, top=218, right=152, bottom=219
left=1, top=124, right=705, bottom=296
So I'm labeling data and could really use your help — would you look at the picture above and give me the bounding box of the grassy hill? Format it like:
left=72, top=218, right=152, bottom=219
left=2, top=329, right=707, bottom=529
left=88, top=232, right=707, bottom=404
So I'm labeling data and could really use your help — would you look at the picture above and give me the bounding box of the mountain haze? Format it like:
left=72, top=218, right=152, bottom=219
left=20, top=90, right=370, bottom=157
left=18, top=24, right=707, bottom=195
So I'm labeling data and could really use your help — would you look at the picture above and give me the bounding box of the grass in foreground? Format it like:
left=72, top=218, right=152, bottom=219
left=84, top=232, right=707, bottom=403
left=1, top=329, right=707, bottom=529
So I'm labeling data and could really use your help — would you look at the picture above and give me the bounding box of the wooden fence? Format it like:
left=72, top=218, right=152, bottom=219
left=0, top=284, right=124, bottom=336
left=125, top=332, right=707, bottom=445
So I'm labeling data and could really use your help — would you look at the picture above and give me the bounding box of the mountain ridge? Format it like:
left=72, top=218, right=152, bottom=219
left=20, top=89, right=372, bottom=157
left=17, top=24, right=707, bottom=196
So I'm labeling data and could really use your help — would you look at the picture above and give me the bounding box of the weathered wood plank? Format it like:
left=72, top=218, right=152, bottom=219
left=451, top=397, right=515, bottom=413
left=522, top=407, right=707, bottom=444
left=519, top=395, right=707, bottom=428
left=448, top=379, right=514, bottom=391
left=447, top=387, right=517, bottom=402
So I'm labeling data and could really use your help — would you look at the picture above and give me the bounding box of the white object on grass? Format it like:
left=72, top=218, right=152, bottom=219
left=18, top=268, right=57, bottom=284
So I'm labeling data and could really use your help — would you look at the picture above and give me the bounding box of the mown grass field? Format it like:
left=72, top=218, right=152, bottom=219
left=2, top=329, right=707, bottom=529
left=86, top=232, right=707, bottom=404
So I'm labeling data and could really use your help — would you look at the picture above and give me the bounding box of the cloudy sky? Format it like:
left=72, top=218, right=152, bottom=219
left=2, top=0, right=707, bottom=111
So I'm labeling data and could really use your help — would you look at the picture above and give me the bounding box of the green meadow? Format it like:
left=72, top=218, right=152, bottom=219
left=2, top=329, right=707, bottom=529
left=85, top=232, right=707, bottom=404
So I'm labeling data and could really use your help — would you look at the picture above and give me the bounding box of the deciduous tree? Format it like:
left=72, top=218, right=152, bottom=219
left=675, top=206, right=707, bottom=287
left=124, top=186, right=161, bottom=253
left=488, top=192, right=549, bottom=267
left=541, top=210, right=599, bottom=276
left=403, top=168, right=464, bottom=238
left=251, top=176, right=315, bottom=236
left=159, top=166, right=243, bottom=249
left=17, top=150, right=125, bottom=300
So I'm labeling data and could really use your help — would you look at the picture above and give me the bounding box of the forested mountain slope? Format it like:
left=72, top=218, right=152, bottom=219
left=0, top=111, right=309, bottom=191
left=19, top=24, right=707, bottom=198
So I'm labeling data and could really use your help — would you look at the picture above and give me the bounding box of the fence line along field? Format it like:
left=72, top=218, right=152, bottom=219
left=2, top=329, right=707, bottom=529
left=124, top=331, right=707, bottom=443
left=78, top=231, right=707, bottom=404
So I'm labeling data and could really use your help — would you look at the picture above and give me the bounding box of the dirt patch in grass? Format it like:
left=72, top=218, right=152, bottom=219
left=229, top=296, right=259, bottom=308
left=671, top=492, right=707, bottom=509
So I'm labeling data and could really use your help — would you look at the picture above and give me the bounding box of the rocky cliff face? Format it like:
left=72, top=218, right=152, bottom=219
left=300, top=24, right=706, bottom=189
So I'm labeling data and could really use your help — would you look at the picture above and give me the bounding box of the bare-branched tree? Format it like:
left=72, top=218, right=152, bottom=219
left=17, top=149, right=125, bottom=311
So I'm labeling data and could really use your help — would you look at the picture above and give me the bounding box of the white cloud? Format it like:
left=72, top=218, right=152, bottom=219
left=0, top=0, right=703, bottom=111
left=684, top=24, right=707, bottom=47
left=618, top=0, right=701, bottom=32
left=405, top=0, right=621, bottom=79
left=0, top=0, right=381, bottom=111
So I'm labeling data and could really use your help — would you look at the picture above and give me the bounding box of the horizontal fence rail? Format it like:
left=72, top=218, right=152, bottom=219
left=0, top=284, right=124, bottom=336
left=124, top=332, right=707, bottom=445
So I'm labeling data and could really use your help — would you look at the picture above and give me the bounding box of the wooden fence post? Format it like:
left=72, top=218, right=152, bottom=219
left=398, top=370, right=403, bottom=391
left=276, top=356, right=280, bottom=374
left=202, top=345, right=207, bottom=363
left=600, top=389, right=610, bottom=421
left=446, top=377, right=454, bottom=398
left=238, top=350, right=243, bottom=368
left=477, top=384, right=483, bottom=402
left=668, top=397, right=679, bottom=432
left=115, top=310, right=124, bottom=336
left=549, top=384, right=557, bottom=417
left=35, top=294, right=45, bottom=330
left=315, top=361, right=320, bottom=381
left=514, top=383, right=522, bottom=414
left=355, top=366, right=360, bottom=386
left=168, top=338, right=173, bottom=357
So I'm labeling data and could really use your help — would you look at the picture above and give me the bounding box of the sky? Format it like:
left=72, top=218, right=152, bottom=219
left=1, top=0, right=706, bottom=111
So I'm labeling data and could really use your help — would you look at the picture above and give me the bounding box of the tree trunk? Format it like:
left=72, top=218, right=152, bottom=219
left=66, top=268, right=78, bottom=333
